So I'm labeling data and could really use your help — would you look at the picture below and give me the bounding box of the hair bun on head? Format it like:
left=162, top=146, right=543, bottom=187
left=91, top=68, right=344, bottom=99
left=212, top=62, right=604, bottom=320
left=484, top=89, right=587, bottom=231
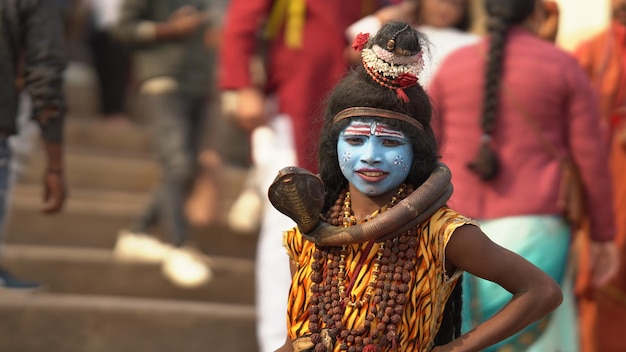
left=351, top=21, right=424, bottom=103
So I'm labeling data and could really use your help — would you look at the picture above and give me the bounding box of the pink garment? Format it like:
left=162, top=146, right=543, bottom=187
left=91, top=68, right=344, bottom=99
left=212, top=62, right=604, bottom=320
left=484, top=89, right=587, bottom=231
left=429, top=27, right=615, bottom=242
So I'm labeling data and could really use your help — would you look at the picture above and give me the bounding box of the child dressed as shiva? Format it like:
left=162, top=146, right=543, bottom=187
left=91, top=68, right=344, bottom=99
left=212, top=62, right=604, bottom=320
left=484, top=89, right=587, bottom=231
left=268, top=21, right=563, bottom=352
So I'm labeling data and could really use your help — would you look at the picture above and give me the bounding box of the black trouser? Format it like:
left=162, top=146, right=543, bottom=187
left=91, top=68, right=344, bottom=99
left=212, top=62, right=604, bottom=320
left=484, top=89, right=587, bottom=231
left=88, top=29, right=130, bottom=116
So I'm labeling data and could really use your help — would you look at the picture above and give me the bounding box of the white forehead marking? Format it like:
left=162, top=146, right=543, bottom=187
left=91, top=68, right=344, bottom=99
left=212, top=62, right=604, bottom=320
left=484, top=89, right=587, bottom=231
left=343, top=121, right=405, bottom=139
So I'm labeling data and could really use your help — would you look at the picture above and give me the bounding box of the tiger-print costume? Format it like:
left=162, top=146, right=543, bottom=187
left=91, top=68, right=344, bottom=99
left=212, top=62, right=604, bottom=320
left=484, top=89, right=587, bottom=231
left=283, top=206, right=478, bottom=351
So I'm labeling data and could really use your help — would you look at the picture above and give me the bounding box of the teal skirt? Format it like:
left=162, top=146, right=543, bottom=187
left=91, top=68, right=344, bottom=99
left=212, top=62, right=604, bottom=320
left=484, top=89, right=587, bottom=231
left=461, top=215, right=579, bottom=352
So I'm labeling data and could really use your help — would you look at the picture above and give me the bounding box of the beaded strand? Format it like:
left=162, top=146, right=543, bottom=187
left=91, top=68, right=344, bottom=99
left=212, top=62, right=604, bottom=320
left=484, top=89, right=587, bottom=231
left=309, top=185, right=417, bottom=352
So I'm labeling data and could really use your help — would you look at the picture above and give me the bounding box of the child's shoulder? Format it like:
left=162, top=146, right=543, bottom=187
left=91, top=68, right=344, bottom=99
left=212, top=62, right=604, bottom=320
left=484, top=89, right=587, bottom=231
left=427, top=206, right=480, bottom=236
left=430, top=206, right=477, bottom=223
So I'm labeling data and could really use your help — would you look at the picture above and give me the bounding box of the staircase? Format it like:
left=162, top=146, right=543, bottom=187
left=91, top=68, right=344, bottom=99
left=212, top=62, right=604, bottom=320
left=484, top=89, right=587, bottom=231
left=0, top=62, right=260, bottom=352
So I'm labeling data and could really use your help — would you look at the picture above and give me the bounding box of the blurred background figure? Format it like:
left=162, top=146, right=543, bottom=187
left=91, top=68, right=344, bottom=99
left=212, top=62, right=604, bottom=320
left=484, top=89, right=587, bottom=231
left=85, top=0, right=132, bottom=126
left=184, top=0, right=243, bottom=230
left=111, top=0, right=219, bottom=289
left=574, top=0, right=626, bottom=350
left=0, top=0, right=68, bottom=289
left=346, top=0, right=480, bottom=87
left=218, top=0, right=402, bottom=350
left=429, top=0, right=618, bottom=351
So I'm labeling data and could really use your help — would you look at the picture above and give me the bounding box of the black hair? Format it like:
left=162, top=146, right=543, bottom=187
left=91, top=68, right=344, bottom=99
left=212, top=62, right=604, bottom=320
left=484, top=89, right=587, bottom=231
left=317, top=21, right=461, bottom=345
left=467, top=0, right=538, bottom=180
left=434, top=275, right=463, bottom=345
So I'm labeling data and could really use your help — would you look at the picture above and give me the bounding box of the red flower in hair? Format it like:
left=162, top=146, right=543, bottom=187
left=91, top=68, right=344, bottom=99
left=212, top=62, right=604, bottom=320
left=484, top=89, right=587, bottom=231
left=394, top=73, right=418, bottom=87
left=352, top=32, right=370, bottom=52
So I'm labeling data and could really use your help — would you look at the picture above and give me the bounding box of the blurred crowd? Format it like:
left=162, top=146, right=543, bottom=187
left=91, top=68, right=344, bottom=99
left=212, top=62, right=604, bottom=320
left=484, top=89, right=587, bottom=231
left=1, top=0, right=625, bottom=351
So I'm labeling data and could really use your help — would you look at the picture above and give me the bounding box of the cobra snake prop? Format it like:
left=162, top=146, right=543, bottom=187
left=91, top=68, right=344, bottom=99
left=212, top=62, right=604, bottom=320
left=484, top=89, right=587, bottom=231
left=268, top=162, right=453, bottom=246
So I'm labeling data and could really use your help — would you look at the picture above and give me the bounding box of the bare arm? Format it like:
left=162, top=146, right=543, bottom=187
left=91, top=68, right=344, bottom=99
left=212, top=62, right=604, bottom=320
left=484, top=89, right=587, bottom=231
left=436, top=225, right=562, bottom=351
left=22, top=1, right=68, bottom=214
left=41, top=131, right=66, bottom=214
left=589, top=240, right=620, bottom=287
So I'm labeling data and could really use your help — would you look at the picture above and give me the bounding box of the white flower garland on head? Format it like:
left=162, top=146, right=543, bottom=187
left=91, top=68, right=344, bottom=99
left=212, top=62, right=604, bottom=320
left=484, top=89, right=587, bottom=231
left=362, top=45, right=424, bottom=79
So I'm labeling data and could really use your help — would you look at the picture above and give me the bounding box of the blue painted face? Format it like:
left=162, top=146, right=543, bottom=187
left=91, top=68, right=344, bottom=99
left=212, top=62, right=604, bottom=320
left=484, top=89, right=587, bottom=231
left=337, top=120, right=413, bottom=197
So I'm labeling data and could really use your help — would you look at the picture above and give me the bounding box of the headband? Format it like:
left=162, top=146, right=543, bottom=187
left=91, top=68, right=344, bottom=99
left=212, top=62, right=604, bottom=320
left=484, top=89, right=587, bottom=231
left=333, top=107, right=424, bottom=131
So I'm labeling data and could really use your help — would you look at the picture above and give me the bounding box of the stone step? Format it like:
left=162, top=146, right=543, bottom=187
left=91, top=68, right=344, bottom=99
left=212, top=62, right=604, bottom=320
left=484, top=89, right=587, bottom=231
left=62, top=113, right=251, bottom=164
left=63, top=61, right=250, bottom=165
left=35, top=121, right=250, bottom=193
left=64, top=117, right=153, bottom=157
left=0, top=245, right=254, bottom=305
left=19, top=146, right=159, bottom=193
left=5, top=184, right=260, bottom=258
left=0, top=292, right=257, bottom=352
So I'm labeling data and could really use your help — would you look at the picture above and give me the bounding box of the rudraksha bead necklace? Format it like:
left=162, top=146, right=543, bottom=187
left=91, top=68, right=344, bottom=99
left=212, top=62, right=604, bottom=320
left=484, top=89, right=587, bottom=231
left=309, top=185, right=418, bottom=352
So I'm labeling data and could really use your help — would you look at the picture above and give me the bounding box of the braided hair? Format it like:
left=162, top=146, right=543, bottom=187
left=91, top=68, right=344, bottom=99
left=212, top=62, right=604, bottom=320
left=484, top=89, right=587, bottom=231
left=317, top=21, right=462, bottom=346
left=467, top=0, right=537, bottom=180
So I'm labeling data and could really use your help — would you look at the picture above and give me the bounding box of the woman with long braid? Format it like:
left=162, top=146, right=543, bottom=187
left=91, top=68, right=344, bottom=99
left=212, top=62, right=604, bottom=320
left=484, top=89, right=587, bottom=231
left=271, top=21, right=562, bottom=352
left=429, top=0, right=619, bottom=350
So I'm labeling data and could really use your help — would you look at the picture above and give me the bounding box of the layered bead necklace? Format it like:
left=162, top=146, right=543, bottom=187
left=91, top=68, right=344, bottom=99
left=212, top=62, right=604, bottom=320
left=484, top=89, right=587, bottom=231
left=309, top=185, right=419, bottom=352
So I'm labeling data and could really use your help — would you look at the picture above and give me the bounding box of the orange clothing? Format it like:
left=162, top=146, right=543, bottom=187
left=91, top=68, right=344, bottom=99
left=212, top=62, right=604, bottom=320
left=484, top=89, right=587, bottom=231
left=574, top=21, right=626, bottom=352
left=575, top=22, right=626, bottom=132
left=283, top=207, right=476, bottom=351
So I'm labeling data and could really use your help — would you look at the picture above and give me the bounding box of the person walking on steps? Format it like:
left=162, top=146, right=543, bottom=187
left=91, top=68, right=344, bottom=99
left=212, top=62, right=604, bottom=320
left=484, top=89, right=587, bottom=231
left=112, top=0, right=220, bottom=289
left=0, top=0, right=68, bottom=291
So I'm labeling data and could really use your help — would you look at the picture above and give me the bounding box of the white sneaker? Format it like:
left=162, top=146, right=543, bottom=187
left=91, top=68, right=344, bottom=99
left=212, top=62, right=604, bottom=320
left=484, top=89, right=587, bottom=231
left=113, top=230, right=173, bottom=263
left=227, top=186, right=263, bottom=234
left=161, top=246, right=213, bottom=288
